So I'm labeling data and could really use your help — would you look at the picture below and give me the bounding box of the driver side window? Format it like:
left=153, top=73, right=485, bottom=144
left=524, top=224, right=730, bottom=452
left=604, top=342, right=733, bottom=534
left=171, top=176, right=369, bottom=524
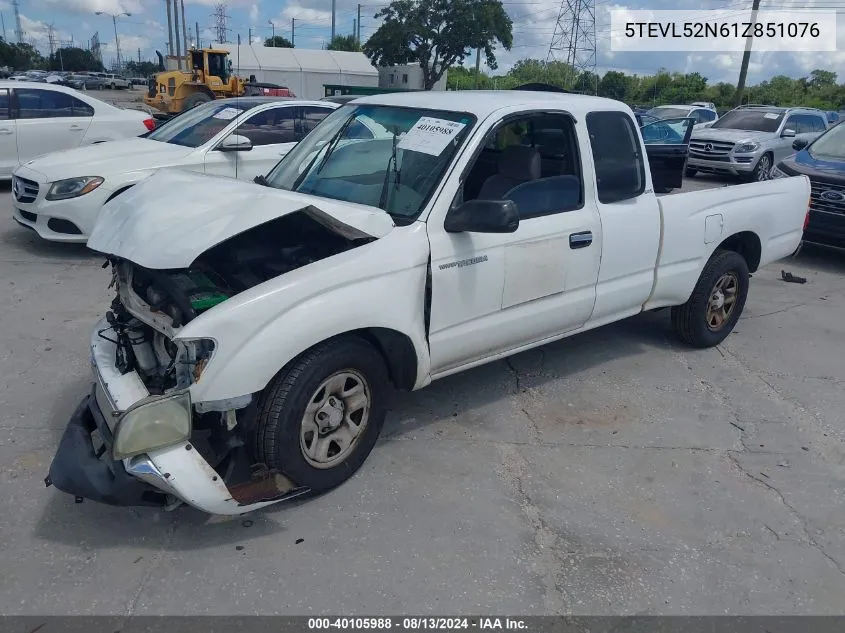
left=460, top=113, right=584, bottom=220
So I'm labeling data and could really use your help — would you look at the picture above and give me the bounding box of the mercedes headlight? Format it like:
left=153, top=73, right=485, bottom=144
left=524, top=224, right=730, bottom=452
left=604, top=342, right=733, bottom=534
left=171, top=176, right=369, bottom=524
left=735, top=142, right=760, bottom=153
left=770, top=164, right=788, bottom=179
left=46, top=176, right=104, bottom=201
left=113, top=391, right=192, bottom=459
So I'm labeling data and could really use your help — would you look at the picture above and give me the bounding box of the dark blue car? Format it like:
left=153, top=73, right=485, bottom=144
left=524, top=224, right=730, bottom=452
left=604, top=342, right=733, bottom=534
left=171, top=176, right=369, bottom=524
left=772, top=122, right=845, bottom=249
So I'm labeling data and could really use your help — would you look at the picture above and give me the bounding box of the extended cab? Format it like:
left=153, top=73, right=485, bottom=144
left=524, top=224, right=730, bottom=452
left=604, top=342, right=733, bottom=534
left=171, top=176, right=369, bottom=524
left=46, top=91, right=811, bottom=516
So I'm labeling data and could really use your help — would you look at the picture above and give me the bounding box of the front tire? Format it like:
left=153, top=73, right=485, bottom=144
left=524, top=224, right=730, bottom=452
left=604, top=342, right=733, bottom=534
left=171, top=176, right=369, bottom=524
left=670, top=249, right=750, bottom=348
left=685, top=167, right=697, bottom=178
left=749, top=153, right=773, bottom=182
left=254, top=336, right=389, bottom=492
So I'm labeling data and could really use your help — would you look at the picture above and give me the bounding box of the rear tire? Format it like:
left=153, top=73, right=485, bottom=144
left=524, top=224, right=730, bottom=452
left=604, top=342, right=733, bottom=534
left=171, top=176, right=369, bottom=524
left=670, top=249, right=750, bottom=348
left=183, top=92, right=212, bottom=110
left=253, top=336, right=390, bottom=492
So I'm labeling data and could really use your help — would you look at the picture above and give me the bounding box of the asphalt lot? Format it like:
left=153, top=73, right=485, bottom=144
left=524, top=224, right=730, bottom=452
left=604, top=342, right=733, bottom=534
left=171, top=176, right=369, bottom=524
left=1, top=169, right=844, bottom=616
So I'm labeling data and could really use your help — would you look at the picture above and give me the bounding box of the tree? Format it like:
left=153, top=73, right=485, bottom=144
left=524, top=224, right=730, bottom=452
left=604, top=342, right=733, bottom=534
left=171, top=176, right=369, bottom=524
left=264, top=35, right=294, bottom=48
left=363, top=0, right=513, bottom=90
left=48, top=47, right=103, bottom=72
left=326, top=35, right=361, bottom=52
left=123, top=60, right=160, bottom=77
left=0, top=41, right=45, bottom=70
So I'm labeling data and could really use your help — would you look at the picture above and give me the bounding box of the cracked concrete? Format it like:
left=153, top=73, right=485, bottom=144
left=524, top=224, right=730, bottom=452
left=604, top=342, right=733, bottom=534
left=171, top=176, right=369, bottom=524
left=2, top=175, right=845, bottom=615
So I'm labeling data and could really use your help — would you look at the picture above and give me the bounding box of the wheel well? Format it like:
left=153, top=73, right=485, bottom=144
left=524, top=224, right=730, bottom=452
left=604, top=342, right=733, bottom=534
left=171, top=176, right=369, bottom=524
left=716, top=231, right=761, bottom=272
left=105, top=185, right=134, bottom=203
left=356, top=328, right=419, bottom=391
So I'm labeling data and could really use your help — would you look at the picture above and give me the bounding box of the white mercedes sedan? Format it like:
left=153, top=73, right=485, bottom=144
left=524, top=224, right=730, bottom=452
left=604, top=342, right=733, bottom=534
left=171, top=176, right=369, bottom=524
left=11, top=96, right=338, bottom=242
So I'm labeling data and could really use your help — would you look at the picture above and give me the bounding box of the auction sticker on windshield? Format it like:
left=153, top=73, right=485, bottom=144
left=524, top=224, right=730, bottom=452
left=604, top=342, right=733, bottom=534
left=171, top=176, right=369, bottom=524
left=398, top=117, right=466, bottom=156
left=764, top=113, right=780, bottom=119
left=213, top=107, right=243, bottom=120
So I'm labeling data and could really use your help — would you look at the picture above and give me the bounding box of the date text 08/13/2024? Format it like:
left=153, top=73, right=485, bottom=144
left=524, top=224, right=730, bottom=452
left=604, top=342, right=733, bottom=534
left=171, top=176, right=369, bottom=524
left=307, top=618, right=528, bottom=630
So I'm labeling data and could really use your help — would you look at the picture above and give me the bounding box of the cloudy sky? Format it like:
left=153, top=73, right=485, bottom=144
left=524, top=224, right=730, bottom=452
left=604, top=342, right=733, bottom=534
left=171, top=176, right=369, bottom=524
left=2, top=0, right=843, bottom=84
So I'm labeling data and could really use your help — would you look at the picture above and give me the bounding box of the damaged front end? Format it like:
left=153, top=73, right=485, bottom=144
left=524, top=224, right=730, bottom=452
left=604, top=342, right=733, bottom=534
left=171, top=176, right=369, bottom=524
left=47, top=205, right=378, bottom=515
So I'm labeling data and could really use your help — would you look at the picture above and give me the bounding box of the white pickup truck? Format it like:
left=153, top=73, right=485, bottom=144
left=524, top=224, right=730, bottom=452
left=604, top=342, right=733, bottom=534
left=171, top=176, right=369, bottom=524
left=46, top=91, right=811, bottom=516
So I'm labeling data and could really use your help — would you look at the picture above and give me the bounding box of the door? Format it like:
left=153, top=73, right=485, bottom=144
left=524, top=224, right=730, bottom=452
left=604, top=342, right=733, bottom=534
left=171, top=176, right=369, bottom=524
left=427, top=112, right=602, bottom=375
left=13, top=88, right=94, bottom=163
left=203, top=105, right=302, bottom=181
left=641, top=117, right=694, bottom=191
left=584, top=110, right=662, bottom=322
left=780, top=113, right=827, bottom=162
left=0, top=89, right=17, bottom=177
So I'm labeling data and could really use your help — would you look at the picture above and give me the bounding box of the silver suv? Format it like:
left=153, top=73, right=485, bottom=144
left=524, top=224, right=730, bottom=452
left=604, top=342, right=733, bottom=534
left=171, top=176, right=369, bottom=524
left=686, top=105, right=828, bottom=181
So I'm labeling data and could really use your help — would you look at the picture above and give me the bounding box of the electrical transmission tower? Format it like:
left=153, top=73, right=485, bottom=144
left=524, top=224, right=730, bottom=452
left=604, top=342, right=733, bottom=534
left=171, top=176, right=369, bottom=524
left=47, top=23, right=57, bottom=57
left=213, top=3, right=230, bottom=44
left=12, top=0, right=24, bottom=43
left=546, top=0, right=597, bottom=91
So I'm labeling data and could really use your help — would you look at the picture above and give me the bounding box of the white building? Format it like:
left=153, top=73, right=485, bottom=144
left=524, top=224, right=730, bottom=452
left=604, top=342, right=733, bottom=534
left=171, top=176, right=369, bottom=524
left=378, top=64, right=447, bottom=91
left=217, top=45, right=378, bottom=99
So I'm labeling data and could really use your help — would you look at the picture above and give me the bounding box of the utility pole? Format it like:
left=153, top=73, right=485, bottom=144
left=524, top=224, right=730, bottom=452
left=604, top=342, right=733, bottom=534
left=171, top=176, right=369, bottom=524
left=248, top=27, right=251, bottom=44
left=138, top=47, right=141, bottom=63
left=291, top=19, right=295, bottom=46
left=474, top=48, right=480, bottom=89
left=96, top=11, right=130, bottom=73
left=357, top=4, right=361, bottom=45
left=47, top=23, right=56, bottom=57
left=331, top=0, right=336, bottom=41
left=180, top=0, right=189, bottom=55
left=1, top=13, right=6, bottom=42
left=268, top=19, right=275, bottom=45
left=165, top=0, right=174, bottom=65
left=734, top=0, right=761, bottom=107
left=196, top=22, right=200, bottom=49
left=352, top=19, right=356, bottom=42
left=173, top=0, right=182, bottom=69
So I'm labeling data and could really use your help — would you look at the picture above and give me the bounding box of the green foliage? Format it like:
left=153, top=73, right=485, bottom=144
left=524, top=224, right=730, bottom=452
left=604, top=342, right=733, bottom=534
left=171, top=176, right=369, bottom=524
left=0, top=41, right=46, bottom=70
left=439, top=57, right=845, bottom=111
left=363, top=0, right=513, bottom=90
left=123, top=60, right=159, bottom=77
left=48, top=48, right=104, bottom=72
left=264, top=35, right=294, bottom=48
left=326, top=35, right=361, bottom=52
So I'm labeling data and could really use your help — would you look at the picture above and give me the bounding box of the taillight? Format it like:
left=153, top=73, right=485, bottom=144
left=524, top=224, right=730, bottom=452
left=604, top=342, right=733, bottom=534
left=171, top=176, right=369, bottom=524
left=142, top=118, right=156, bottom=131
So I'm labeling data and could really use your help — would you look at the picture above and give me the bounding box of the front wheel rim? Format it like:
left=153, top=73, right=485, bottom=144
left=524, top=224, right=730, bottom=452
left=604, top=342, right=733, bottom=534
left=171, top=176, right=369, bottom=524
left=300, top=369, right=371, bottom=469
left=756, top=155, right=771, bottom=180
left=706, top=272, right=739, bottom=331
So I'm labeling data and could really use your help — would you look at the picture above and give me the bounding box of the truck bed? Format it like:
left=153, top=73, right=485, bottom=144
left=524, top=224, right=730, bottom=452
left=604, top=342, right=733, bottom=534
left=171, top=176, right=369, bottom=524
left=645, top=175, right=811, bottom=310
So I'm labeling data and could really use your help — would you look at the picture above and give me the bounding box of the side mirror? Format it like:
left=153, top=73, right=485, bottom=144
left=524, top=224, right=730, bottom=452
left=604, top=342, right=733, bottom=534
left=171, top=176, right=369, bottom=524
left=792, top=138, right=809, bottom=151
left=444, top=199, right=519, bottom=234
left=781, top=128, right=796, bottom=138
left=217, top=134, right=252, bottom=152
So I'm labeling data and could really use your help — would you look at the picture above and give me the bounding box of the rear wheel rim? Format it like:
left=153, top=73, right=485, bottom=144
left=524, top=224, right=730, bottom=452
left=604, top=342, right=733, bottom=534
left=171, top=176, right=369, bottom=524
left=706, top=272, right=739, bottom=331
left=300, top=369, right=371, bottom=469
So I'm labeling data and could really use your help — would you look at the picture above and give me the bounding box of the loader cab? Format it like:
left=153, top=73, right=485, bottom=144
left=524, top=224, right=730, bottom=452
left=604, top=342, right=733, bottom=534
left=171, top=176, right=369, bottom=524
left=206, top=51, right=230, bottom=85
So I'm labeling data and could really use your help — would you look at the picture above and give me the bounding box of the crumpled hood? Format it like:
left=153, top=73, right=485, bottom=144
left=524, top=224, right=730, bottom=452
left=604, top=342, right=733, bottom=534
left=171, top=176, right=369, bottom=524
left=19, top=138, right=193, bottom=182
left=86, top=170, right=396, bottom=269
left=691, top=128, right=773, bottom=145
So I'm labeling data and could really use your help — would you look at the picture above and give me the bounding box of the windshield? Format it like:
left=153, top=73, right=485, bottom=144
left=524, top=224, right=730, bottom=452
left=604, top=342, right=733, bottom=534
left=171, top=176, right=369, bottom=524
left=265, top=104, right=476, bottom=221
left=712, top=109, right=784, bottom=132
left=647, top=107, right=691, bottom=119
left=147, top=101, right=251, bottom=147
left=808, top=122, right=845, bottom=160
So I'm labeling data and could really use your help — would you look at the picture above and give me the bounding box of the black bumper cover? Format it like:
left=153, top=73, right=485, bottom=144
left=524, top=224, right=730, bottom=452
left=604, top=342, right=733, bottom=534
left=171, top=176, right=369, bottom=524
left=45, top=388, right=167, bottom=507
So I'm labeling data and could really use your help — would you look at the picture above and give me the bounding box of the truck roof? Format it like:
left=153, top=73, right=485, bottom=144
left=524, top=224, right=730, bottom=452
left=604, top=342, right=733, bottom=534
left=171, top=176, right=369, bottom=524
left=349, top=90, right=629, bottom=119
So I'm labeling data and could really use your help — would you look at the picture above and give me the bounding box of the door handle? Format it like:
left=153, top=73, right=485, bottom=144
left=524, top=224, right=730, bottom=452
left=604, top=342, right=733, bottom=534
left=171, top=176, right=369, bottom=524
left=0, top=128, right=13, bottom=135
left=569, top=231, right=593, bottom=249
left=69, top=125, right=84, bottom=131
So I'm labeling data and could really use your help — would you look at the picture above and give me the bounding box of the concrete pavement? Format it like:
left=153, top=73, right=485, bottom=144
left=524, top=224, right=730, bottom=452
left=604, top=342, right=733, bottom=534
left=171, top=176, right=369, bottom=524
left=1, top=175, right=844, bottom=615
